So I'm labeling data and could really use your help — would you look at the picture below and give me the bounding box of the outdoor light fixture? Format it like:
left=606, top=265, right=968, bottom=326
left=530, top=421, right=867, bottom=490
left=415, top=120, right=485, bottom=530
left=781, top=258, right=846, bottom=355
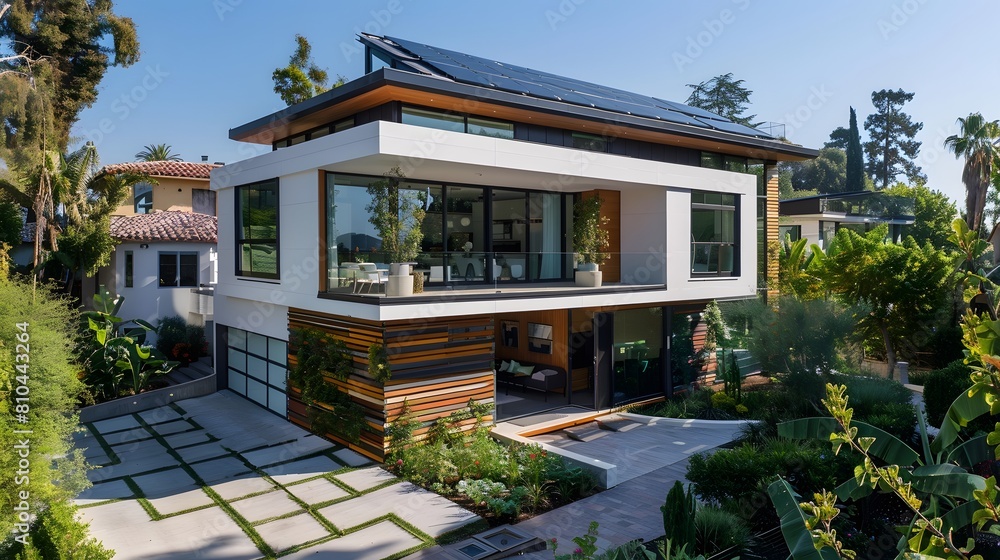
left=460, top=216, right=471, bottom=226
left=140, top=243, right=149, bottom=249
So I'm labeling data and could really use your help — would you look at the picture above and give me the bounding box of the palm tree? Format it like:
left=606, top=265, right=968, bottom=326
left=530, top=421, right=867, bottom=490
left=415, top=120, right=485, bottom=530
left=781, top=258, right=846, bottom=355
left=944, top=113, right=1000, bottom=233
left=135, top=143, right=182, bottom=162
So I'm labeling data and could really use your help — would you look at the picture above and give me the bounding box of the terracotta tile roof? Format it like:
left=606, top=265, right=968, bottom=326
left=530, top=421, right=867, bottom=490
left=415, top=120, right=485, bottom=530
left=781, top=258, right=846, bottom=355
left=110, top=211, right=217, bottom=243
left=100, top=161, right=221, bottom=179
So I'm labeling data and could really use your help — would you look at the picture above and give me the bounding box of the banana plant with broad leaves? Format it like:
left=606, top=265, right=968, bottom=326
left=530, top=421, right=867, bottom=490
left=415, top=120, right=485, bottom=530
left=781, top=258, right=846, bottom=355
left=79, top=286, right=177, bottom=401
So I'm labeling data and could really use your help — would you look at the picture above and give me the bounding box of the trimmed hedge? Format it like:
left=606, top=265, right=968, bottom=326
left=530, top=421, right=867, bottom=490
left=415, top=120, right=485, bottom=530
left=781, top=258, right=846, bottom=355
left=923, top=360, right=972, bottom=428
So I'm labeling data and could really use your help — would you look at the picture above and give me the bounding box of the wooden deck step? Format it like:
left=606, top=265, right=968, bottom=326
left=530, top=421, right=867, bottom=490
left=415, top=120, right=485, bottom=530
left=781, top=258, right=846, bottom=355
left=595, top=416, right=642, bottom=432
left=564, top=422, right=610, bottom=442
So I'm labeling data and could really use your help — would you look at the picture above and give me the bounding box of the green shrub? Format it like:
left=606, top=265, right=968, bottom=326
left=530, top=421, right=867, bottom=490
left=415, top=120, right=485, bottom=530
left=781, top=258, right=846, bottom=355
left=6, top=502, right=113, bottom=559
left=834, top=373, right=916, bottom=441
left=686, top=438, right=840, bottom=508
left=155, top=316, right=207, bottom=365
left=661, top=481, right=696, bottom=555
left=923, top=359, right=972, bottom=428
left=694, top=505, right=750, bottom=556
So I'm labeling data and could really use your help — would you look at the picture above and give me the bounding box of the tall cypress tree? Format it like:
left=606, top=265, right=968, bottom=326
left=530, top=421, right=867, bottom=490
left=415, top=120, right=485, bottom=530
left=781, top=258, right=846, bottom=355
left=846, top=107, right=865, bottom=191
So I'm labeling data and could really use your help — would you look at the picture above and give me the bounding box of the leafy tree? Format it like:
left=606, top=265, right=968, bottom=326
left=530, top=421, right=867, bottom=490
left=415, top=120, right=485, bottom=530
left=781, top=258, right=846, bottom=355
left=820, top=225, right=952, bottom=377
left=685, top=73, right=758, bottom=127
left=0, top=199, right=22, bottom=247
left=944, top=112, right=1000, bottom=233
left=0, top=0, right=139, bottom=150
left=824, top=127, right=850, bottom=150
left=863, top=88, right=925, bottom=189
left=779, top=237, right=824, bottom=299
left=845, top=107, right=865, bottom=192
left=365, top=167, right=426, bottom=263
left=789, top=147, right=846, bottom=194
left=883, top=182, right=957, bottom=249
left=272, top=34, right=344, bottom=106
left=134, top=143, right=181, bottom=162
left=0, top=0, right=139, bottom=274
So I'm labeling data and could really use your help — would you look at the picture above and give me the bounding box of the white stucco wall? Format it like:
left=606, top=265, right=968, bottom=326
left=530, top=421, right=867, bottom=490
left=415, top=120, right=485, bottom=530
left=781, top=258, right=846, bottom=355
left=113, top=241, right=215, bottom=336
left=213, top=120, right=760, bottom=322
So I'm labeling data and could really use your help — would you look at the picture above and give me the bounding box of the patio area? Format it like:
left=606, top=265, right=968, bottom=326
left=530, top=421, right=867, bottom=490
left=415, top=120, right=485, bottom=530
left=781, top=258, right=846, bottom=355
left=74, top=391, right=481, bottom=559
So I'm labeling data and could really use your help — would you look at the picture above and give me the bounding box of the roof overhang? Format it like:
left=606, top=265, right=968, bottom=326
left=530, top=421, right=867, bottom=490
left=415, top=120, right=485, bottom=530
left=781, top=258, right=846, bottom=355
left=230, top=68, right=817, bottom=162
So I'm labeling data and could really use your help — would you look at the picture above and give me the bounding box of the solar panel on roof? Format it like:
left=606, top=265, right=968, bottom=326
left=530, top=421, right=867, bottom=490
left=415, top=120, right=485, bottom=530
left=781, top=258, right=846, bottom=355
left=382, top=35, right=765, bottom=139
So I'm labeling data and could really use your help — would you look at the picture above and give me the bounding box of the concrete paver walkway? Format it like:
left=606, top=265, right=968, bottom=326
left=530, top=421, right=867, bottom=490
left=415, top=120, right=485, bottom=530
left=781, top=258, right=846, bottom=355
left=408, top=416, right=745, bottom=559
left=75, top=391, right=481, bottom=559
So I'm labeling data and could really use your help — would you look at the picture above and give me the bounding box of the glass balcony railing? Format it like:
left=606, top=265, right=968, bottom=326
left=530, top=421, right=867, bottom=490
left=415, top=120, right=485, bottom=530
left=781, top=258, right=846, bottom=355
left=322, top=250, right=669, bottom=295
left=819, top=194, right=915, bottom=218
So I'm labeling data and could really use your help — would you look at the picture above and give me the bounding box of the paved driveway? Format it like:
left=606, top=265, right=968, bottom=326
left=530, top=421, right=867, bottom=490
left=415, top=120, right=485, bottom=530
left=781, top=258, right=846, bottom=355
left=75, top=391, right=480, bottom=559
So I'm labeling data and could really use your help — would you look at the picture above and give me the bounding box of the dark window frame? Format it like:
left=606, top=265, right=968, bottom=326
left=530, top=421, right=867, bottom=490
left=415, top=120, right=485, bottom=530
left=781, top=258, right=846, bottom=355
left=124, top=250, right=133, bottom=288
left=158, top=251, right=199, bottom=288
left=401, top=105, right=515, bottom=140
left=236, top=179, right=280, bottom=280
left=690, top=190, right=739, bottom=278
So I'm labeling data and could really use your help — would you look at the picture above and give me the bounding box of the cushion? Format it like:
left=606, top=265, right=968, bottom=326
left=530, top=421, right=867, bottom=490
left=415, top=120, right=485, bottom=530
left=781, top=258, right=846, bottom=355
left=532, top=369, right=557, bottom=381
left=508, top=360, right=521, bottom=372
left=516, top=365, right=535, bottom=376
left=513, top=371, right=530, bottom=377
left=499, top=360, right=510, bottom=372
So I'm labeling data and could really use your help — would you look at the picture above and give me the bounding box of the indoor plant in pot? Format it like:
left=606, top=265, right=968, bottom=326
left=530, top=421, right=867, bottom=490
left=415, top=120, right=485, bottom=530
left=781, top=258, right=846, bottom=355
left=573, top=195, right=610, bottom=287
left=366, top=166, right=426, bottom=296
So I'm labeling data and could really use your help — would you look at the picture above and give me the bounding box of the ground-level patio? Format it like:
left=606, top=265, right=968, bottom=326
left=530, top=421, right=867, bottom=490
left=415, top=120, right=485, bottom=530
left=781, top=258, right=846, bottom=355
left=74, top=391, right=481, bottom=559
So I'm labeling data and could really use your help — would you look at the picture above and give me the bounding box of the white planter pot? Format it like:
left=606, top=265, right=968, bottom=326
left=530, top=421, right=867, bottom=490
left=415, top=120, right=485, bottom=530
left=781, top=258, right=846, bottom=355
left=389, top=263, right=411, bottom=276
left=575, top=270, right=602, bottom=287
left=577, top=262, right=599, bottom=272
left=387, top=275, right=414, bottom=296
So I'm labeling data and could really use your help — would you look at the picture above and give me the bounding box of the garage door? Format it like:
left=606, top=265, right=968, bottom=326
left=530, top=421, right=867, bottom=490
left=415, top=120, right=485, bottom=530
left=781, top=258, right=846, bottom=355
left=225, top=327, right=287, bottom=417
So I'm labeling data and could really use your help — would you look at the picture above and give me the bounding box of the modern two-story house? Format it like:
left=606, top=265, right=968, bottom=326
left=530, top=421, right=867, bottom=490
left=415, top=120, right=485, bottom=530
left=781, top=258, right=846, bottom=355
left=212, top=34, right=817, bottom=461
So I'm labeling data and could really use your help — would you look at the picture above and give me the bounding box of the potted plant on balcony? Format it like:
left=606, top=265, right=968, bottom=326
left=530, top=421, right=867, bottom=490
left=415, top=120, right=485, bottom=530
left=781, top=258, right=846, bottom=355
left=573, top=195, right=610, bottom=287
left=366, top=166, right=426, bottom=296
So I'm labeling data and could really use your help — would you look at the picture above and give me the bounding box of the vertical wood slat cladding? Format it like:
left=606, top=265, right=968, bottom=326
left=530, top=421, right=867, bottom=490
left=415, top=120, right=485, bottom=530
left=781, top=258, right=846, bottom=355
left=765, top=164, right=780, bottom=302
left=287, top=308, right=495, bottom=461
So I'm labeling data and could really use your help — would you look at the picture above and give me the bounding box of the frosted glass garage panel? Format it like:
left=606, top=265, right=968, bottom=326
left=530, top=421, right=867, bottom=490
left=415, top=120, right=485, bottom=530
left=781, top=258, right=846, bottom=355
left=228, top=368, right=246, bottom=394
left=246, top=378, right=267, bottom=406
left=229, top=329, right=246, bottom=351
left=268, top=363, right=286, bottom=389
left=247, top=355, right=267, bottom=381
left=228, top=348, right=246, bottom=373
left=247, top=333, right=267, bottom=357
left=268, top=338, right=287, bottom=364
left=268, top=388, right=287, bottom=416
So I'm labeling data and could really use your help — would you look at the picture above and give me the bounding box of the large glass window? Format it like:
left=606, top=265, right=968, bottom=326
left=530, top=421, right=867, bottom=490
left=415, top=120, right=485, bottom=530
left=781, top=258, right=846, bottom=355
left=402, top=106, right=514, bottom=140
left=613, top=307, right=664, bottom=404
left=691, top=191, right=738, bottom=277
left=236, top=179, right=279, bottom=279
left=572, top=133, right=607, bottom=153
left=124, top=250, right=133, bottom=288
left=402, top=106, right=465, bottom=133
left=159, top=252, right=198, bottom=287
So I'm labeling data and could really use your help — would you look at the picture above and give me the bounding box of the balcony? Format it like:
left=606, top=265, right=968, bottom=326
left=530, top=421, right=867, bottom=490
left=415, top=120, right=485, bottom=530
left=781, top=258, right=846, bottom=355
left=320, top=251, right=669, bottom=302
left=780, top=191, right=915, bottom=222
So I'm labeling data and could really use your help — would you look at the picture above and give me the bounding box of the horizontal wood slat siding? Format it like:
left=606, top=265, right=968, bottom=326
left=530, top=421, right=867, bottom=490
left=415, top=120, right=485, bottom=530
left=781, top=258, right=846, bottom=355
left=288, top=308, right=495, bottom=461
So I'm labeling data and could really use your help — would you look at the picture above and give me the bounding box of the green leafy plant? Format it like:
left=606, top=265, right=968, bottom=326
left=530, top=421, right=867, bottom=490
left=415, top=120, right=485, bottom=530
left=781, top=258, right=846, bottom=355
left=366, top=166, right=426, bottom=264
left=7, top=501, right=114, bottom=559
left=288, top=327, right=366, bottom=444
left=367, top=342, right=391, bottom=383
left=572, top=195, right=610, bottom=266
left=661, top=481, right=696, bottom=555
left=155, top=316, right=207, bottom=366
left=79, top=287, right=177, bottom=400
left=694, top=505, right=749, bottom=556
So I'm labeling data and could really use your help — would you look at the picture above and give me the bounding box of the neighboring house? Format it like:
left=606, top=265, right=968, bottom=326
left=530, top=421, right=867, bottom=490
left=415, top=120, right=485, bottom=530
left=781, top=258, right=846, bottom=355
left=212, top=34, right=817, bottom=460
left=779, top=191, right=915, bottom=251
left=91, top=161, right=221, bottom=337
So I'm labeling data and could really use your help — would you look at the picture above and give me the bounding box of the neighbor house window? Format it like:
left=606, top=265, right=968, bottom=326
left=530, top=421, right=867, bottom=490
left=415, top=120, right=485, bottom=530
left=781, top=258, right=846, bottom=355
left=134, top=183, right=153, bottom=214
left=124, top=251, right=133, bottom=288
left=236, top=179, right=279, bottom=279
left=691, top=191, right=738, bottom=277
left=572, top=133, right=607, bottom=152
left=779, top=225, right=801, bottom=243
left=159, top=252, right=198, bottom=287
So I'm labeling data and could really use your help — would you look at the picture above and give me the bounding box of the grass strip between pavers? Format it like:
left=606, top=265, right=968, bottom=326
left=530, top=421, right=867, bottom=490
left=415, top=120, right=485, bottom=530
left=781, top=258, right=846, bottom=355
left=436, top=518, right=490, bottom=545
left=82, top=422, right=123, bottom=465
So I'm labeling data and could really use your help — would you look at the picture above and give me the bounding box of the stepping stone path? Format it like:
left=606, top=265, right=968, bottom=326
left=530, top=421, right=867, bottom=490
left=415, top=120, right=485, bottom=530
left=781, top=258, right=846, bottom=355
left=75, top=391, right=482, bottom=559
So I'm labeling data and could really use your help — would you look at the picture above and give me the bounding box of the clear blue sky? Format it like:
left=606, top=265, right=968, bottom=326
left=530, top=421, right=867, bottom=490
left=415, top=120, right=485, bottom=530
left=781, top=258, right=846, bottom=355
left=71, top=0, right=999, bottom=208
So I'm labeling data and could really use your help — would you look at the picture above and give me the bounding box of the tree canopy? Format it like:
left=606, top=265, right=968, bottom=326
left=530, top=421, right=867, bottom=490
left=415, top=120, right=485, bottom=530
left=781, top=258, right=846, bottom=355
left=685, top=73, right=758, bottom=127
left=883, top=182, right=957, bottom=249
left=272, top=34, right=343, bottom=106
left=0, top=0, right=139, bottom=150
left=135, top=143, right=181, bottom=162
left=787, top=147, right=847, bottom=194
left=944, top=112, right=1000, bottom=233
left=845, top=107, right=864, bottom=192
left=863, top=89, right=924, bottom=189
